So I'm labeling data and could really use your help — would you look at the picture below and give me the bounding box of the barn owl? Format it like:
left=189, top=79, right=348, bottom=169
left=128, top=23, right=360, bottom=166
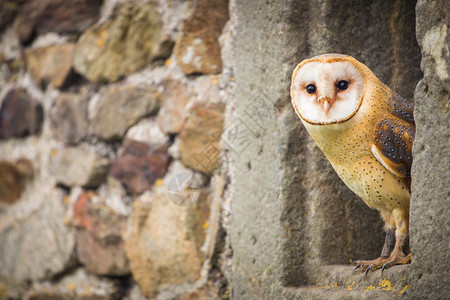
left=290, top=54, right=415, bottom=274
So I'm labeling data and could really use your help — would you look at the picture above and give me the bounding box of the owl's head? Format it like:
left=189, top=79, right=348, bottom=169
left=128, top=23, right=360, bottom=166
left=291, top=54, right=369, bottom=125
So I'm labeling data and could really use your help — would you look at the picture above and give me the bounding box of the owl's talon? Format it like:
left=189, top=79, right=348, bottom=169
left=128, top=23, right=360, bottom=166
left=353, top=264, right=361, bottom=270
left=364, top=265, right=372, bottom=277
left=381, top=263, right=389, bottom=274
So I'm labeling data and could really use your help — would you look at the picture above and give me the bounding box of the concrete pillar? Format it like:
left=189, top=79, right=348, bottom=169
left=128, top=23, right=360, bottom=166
left=231, top=0, right=421, bottom=298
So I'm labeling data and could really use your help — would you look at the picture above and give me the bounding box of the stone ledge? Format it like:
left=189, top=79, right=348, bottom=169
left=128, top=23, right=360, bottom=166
left=284, top=265, right=409, bottom=299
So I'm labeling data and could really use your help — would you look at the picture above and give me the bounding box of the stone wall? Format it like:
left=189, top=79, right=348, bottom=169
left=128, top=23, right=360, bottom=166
left=0, top=0, right=233, bottom=299
left=0, top=0, right=448, bottom=299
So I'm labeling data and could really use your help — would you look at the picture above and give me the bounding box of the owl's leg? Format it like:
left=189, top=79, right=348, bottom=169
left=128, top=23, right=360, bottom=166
left=354, top=209, right=411, bottom=275
left=380, top=230, right=396, bottom=257
left=380, top=234, right=411, bottom=273
left=353, top=230, right=395, bottom=273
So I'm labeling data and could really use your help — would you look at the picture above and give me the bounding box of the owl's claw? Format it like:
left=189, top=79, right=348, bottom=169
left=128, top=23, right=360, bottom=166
left=353, top=264, right=361, bottom=270
left=364, top=265, right=372, bottom=277
left=381, top=263, right=388, bottom=275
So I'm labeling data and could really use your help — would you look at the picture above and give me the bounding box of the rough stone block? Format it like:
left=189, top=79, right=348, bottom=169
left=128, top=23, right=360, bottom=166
left=50, top=147, right=110, bottom=188
left=110, top=139, right=170, bottom=195
left=0, top=88, right=43, bottom=139
left=89, top=83, right=161, bottom=141
left=407, top=1, right=450, bottom=298
left=13, top=0, right=102, bottom=44
left=49, top=92, right=89, bottom=144
left=25, top=43, right=75, bottom=88
left=179, top=101, right=225, bottom=175
left=73, top=191, right=129, bottom=276
left=0, top=158, right=33, bottom=206
left=157, top=79, right=191, bottom=134
left=174, top=0, right=229, bottom=75
left=0, top=187, right=74, bottom=282
left=124, top=162, right=210, bottom=298
left=73, top=3, right=173, bottom=83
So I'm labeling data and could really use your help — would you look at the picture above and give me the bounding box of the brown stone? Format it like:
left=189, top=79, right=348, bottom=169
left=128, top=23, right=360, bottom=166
left=0, top=158, right=33, bottom=205
left=73, top=192, right=129, bottom=276
left=179, top=101, right=225, bottom=174
left=73, top=3, right=173, bottom=83
left=50, top=147, right=110, bottom=188
left=125, top=190, right=210, bottom=298
left=49, top=92, right=88, bottom=144
left=25, top=44, right=75, bottom=88
left=13, top=0, right=102, bottom=44
left=0, top=1, right=23, bottom=33
left=110, top=139, right=170, bottom=194
left=0, top=88, right=43, bottom=139
left=89, top=83, right=161, bottom=141
left=157, top=79, right=191, bottom=134
left=174, top=0, right=229, bottom=75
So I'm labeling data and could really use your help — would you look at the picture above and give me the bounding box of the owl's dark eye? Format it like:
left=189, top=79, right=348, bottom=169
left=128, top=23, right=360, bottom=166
left=306, top=84, right=316, bottom=94
left=337, top=80, right=349, bottom=90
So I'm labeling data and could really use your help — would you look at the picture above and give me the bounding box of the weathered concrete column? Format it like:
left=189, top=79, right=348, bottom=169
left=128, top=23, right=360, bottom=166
left=231, top=0, right=421, bottom=298
left=408, top=1, right=450, bottom=299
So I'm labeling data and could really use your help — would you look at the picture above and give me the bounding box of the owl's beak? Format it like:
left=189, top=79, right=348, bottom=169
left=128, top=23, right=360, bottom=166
left=318, top=96, right=334, bottom=114
left=323, top=100, right=331, bottom=114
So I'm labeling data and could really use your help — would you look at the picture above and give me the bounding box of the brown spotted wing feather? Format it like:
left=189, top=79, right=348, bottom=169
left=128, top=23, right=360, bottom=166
left=372, top=94, right=415, bottom=189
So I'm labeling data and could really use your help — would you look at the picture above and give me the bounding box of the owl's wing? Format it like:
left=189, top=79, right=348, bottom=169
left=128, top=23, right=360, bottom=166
left=371, top=93, right=415, bottom=183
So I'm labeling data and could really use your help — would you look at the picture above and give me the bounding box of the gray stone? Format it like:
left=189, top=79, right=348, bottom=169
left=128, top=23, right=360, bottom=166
left=157, top=79, right=191, bottom=134
left=89, top=83, right=161, bottom=141
left=73, top=3, right=173, bottom=83
left=50, top=147, right=110, bottom=188
left=407, top=1, right=450, bottom=299
left=230, top=0, right=421, bottom=298
left=24, top=268, right=116, bottom=300
left=125, top=119, right=169, bottom=148
left=0, top=186, right=74, bottom=282
left=124, top=161, right=209, bottom=298
left=49, top=92, right=89, bottom=144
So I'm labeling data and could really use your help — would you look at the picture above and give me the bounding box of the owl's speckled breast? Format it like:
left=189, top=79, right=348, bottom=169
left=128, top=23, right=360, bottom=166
left=301, top=90, right=410, bottom=212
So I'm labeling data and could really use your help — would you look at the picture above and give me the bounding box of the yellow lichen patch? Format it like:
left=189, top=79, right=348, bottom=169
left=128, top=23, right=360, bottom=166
left=399, top=284, right=408, bottom=295
left=364, top=284, right=375, bottom=292
left=0, top=283, right=9, bottom=298
left=85, top=285, right=92, bottom=296
left=64, top=195, right=71, bottom=204
left=50, top=148, right=57, bottom=157
left=202, top=221, right=210, bottom=229
left=379, top=279, right=392, bottom=291
left=349, top=258, right=353, bottom=263
left=67, top=283, right=76, bottom=292
left=87, top=190, right=95, bottom=199
left=155, top=178, right=163, bottom=187
left=347, top=281, right=357, bottom=290
left=165, top=58, right=172, bottom=66
left=96, top=29, right=107, bottom=48
left=212, top=75, right=219, bottom=84
left=64, top=216, right=71, bottom=226
left=326, top=281, right=338, bottom=288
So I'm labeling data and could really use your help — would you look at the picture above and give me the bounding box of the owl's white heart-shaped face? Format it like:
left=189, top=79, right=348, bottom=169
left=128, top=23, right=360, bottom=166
left=291, top=59, right=365, bottom=125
